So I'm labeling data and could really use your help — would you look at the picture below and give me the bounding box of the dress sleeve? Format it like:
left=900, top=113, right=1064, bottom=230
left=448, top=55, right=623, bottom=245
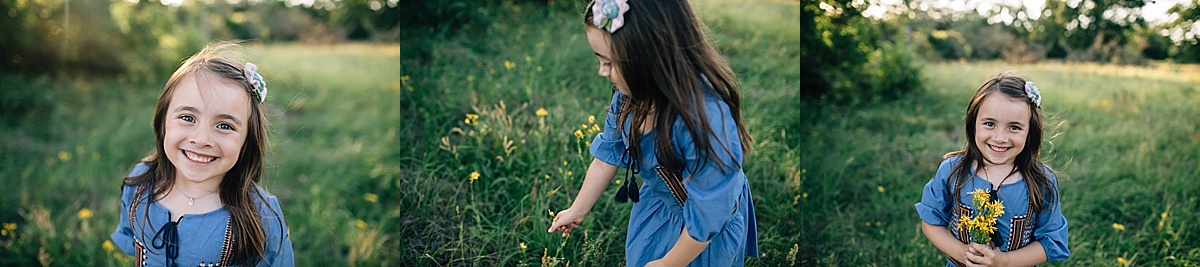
left=677, top=98, right=745, bottom=243
left=1035, top=173, right=1070, bottom=262
left=589, top=91, right=628, bottom=168
left=112, top=163, right=149, bottom=256
left=258, top=192, right=294, bottom=266
left=916, top=158, right=958, bottom=226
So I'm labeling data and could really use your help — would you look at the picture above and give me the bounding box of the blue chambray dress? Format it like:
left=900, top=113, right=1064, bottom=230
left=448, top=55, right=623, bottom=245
left=916, top=156, right=1070, bottom=266
left=590, top=90, right=759, bottom=266
left=112, top=163, right=294, bottom=266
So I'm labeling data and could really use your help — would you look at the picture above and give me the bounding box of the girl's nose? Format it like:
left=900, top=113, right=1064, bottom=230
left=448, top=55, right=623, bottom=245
left=189, top=127, right=212, bottom=146
left=598, top=63, right=608, bottom=77
left=991, top=133, right=1007, bottom=143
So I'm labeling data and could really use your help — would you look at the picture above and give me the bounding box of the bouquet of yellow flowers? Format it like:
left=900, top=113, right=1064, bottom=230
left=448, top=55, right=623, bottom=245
left=958, top=188, right=1005, bottom=244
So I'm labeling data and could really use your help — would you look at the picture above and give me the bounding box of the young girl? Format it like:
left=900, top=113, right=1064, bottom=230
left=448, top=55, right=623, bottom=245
left=111, top=42, right=293, bottom=266
left=547, top=0, right=758, bottom=265
left=916, top=72, right=1069, bottom=266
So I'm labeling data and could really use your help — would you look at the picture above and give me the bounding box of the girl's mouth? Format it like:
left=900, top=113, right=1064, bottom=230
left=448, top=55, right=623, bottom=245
left=183, top=150, right=217, bottom=163
left=987, top=144, right=1010, bottom=152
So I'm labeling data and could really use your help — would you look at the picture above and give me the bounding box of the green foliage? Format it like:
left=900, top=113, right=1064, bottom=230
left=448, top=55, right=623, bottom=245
left=883, top=0, right=1198, bottom=64
left=1164, top=0, right=1200, bottom=63
left=801, top=0, right=924, bottom=103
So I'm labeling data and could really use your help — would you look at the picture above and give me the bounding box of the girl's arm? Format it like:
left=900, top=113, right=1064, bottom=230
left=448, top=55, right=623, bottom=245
left=647, top=229, right=711, bottom=267
left=921, top=222, right=972, bottom=264
left=547, top=158, right=618, bottom=236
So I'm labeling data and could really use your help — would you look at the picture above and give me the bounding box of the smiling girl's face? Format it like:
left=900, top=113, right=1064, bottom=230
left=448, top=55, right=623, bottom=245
left=163, top=71, right=251, bottom=184
left=973, top=92, right=1030, bottom=166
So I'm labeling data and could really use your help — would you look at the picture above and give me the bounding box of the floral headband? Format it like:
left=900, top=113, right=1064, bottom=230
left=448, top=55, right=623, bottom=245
left=1024, top=81, right=1041, bottom=108
left=591, top=0, right=630, bottom=33
left=243, top=63, right=267, bottom=103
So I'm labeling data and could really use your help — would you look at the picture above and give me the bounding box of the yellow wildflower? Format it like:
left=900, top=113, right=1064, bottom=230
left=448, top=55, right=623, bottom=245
left=77, top=208, right=93, bottom=220
left=525, top=55, right=532, bottom=63
left=536, top=108, right=549, bottom=117
left=465, top=113, right=479, bottom=125
left=469, top=171, right=480, bottom=183
left=958, top=188, right=1004, bottom=244
left=537, top=66, right=543, bottom=72
left=520, top=242, right=528, bottom=250
left=364, top=193, right=379, bottom=203
left=59, top=151, right=71, bottom=162
left=1112, top=223, right=1125, bottom=231
left=356, top=219, right=367, bottom=229
left=574, top=129, right=585, bottom=139
left=401, top=75, right=410, bottom=82
left=1117, top=257, right=1128, bottom=266
left=588, top=115, right=595, bottom=124
left=504, top=60, right=515, bottom=70
left=1, top=222, right=15, bottom=236
left=547, top=209, right=555, bottom=217
left=102, top=240, right=115, bottom=252
left=877, top=185, right=884, bottom=193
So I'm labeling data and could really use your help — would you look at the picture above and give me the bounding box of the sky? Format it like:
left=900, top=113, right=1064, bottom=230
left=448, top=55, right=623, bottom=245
left=862, top=0, right=1193, bottom=25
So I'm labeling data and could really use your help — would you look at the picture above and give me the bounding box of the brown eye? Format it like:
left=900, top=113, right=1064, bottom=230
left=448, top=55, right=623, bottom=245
left=179, top=114, right=195, bottom=123
left=217, top=122, right=235, bottom=131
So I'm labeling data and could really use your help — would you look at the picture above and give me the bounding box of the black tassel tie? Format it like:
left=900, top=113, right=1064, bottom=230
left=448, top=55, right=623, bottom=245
left=152, top=218, right=181, bottom=267
left=615, top=151, right=640, bottom=203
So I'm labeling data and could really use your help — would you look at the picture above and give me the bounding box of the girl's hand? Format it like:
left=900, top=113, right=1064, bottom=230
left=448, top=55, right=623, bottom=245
left=964, top=243, right=1009, bottom=267
left=546, top=208, right=586, bottom=237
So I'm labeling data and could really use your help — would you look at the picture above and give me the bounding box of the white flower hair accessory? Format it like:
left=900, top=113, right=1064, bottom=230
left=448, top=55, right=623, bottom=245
left=591, top=0, right=630, bottom=33
left=243, top=62, right=267, bottom=103
left=1025, top=81, right=1041, bottom=108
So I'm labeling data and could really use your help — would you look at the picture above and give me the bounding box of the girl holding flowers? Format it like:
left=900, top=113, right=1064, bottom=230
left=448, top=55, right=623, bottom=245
left=547, top=0, right=757, bottom=265
left=916, top=72, right=1069, bottom=266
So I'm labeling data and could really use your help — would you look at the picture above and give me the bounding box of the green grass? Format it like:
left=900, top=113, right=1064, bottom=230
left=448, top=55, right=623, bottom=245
left=395, top=0, right=801, bottom=265
left=3, top=0, right=1198, bottom=265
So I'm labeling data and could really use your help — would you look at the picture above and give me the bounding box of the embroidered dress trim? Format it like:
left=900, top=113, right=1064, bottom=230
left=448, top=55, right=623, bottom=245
left=1004, top=201, right=1036, bottom=252
left=949, top=202, right=973, bottom=267
left=655, top=166, right=688, bottom=206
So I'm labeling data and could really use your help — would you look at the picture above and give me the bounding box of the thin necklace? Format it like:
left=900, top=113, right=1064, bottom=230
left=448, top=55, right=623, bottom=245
left=982, top=164, right=1016, bottom=191
left=174, top=183, right=218, bottom=206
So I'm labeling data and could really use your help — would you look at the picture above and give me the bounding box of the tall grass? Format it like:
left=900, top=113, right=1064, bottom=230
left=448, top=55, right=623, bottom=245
left=395, top=0, right=801, bottom=265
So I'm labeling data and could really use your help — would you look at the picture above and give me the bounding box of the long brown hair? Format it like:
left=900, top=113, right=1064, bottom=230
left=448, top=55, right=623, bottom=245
left=585, top=0, right=752, bottom=176
left=123, top=41, right=281, bottom=265
left=944, top=72, right=1058, bottom=213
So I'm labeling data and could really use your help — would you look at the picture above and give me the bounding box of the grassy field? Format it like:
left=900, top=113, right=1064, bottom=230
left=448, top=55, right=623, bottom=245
left=3, top=0, right=1198, bottom=266
left=795, top=61, right=1200, bottom=265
